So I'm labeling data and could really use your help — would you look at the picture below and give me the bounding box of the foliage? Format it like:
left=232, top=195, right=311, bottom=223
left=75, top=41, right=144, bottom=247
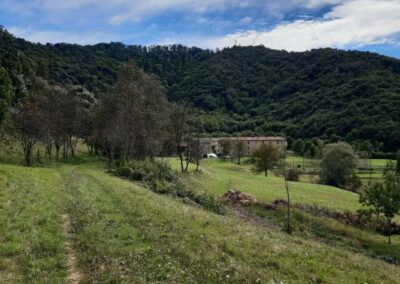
left=344, top=174, right=363, bottom=193
left=114, top=159, right=225, bottom=214
left=286, top=168, right=301, bottom=181
left=360, top=174, right=400, bottom=243
left=1, top=28, right=400, bottom=152
left=320, top=142, right=359, bottom=188
left=292, top=139, right=304, bottom=156
left=219, top=138, right=232, bottom=158
left=396, top=151, right=400, bottom=174
left=116, top=166, right=133, bottom=178
left=252, top=143, right=280, bottom=176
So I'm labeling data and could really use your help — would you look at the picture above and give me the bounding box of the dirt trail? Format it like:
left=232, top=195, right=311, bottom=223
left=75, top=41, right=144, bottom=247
left=62, top=214, right=81, bottom=284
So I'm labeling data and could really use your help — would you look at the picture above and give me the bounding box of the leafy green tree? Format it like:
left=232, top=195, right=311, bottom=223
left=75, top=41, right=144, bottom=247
left=383, top=160, right=396, bottom=177
left=320, top=142, right=359, bottom=187
left=252, top=144, right=280, bottom=176
left=360, top=174, right=400, bottom=243
left=292, top=139, right=304, bottom=156
left=0, top=67, right=12, bottom=123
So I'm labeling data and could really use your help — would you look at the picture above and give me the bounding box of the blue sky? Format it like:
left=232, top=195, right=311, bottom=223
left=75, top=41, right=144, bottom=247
left=1, top=0, right=399, bottom=58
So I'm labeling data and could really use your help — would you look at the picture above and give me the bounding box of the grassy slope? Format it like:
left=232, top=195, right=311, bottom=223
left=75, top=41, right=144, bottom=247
left=0, top=164, right=67, bottom=283
left=175, top=159, right=361, bottom=212
left=1, top=158, right=400, bottom=282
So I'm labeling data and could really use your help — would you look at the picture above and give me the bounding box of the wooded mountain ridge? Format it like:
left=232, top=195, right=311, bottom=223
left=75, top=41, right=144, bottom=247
left=1, top=27, right=400, bottom=153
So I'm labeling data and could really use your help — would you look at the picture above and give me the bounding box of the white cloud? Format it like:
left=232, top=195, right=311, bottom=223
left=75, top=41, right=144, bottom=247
left=239, top=17, right=253, bottom=25
left=304, top=0, right=348, bottom=9
left=1, top=0, right=322, bottom=25
left=3, top=0, right=400, bottom=53
left=200, top=0, right=400, bottom=51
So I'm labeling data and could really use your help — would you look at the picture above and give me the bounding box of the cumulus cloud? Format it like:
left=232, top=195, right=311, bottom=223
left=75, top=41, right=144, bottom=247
left=205, top=0, right=400, bottom=51
left=2, top=0, right=400, bottom=55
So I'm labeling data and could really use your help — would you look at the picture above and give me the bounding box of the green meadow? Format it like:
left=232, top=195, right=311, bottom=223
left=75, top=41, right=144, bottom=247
left=173, top=158, right=362, bottom=212
left=0, top=151, right=399, bottom=283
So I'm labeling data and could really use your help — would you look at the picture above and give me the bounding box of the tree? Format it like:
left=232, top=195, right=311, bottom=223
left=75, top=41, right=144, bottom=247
left=320, top=142, right=359, bottom=188
left=304, top=140, right=316, bottom=158
left=12, top=101, right=44, bottom=166
left=252, top=143, right=280, bottom=176
left=360, top=174, right=400, bottom=243
left=292, top=139, right=304, bottom=156
left=169, top=103, right=192, bottom=172
left=190, top=136, right=202, bottom=172
left=396, top=151, right=400, bottom=175
left=0, top=67, right=12, bottom=123
left=219, top=138, right=232, bottom=159
left=233, top=140, right=245, bottom=165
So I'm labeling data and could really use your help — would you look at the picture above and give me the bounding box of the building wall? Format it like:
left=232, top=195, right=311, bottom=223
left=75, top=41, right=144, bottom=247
left=199, top=137, right=287, bottom=156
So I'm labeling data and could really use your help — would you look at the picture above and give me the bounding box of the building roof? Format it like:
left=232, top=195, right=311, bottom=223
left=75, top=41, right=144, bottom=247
left=199, top=136, right=286, bottom=142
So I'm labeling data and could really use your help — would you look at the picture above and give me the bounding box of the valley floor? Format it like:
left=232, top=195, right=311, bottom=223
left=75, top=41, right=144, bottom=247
left=0, top=158, right=400, bottom=283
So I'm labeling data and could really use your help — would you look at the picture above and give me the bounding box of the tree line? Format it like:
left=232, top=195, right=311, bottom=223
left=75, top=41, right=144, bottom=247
left=0, top=63, right=204, bottom=172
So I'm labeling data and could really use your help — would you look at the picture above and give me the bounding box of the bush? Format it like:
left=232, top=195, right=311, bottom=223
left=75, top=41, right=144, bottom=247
left=114, top=159, right=225, bottom=215
left=130, top=169, right=144, bottom=181
left=344, top=175, right=362, bottom=192
left=116, top=167, right=133, bottom=178
left=320, top=142, right=358, bottom=188
left=287, top=168, right=301, bottom=181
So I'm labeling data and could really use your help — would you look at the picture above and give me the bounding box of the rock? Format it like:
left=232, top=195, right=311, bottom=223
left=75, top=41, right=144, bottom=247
left=220, top=190, right=257, bottom=206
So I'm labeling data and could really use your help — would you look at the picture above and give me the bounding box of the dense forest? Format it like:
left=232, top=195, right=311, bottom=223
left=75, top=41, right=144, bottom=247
left=1, top=26, right=400, bottom=154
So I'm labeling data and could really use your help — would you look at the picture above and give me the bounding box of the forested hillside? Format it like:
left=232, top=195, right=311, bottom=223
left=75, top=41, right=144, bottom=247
left=1, top=27, right=400, bottom=152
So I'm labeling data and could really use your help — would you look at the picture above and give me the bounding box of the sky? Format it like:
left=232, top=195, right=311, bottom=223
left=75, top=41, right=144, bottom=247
left=1, top=0, right=400, bottom=58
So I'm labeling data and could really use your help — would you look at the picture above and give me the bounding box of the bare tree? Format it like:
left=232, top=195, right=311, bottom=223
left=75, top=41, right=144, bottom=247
left=13, top=101, right=43, bottom=166
left=92, top=65, right=168, bottom=167
left=169, top=103, right=192, bottom=172
left=233, top=140, right=245, bottom=165
left=191, top=136, right=202, bottom=172
left=219, top=138, right=232, bottom=160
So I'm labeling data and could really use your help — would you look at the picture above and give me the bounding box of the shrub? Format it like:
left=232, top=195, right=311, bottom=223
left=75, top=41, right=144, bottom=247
left=344, top=175, right=362, bottom=192
left=115, top=159, right=225, bottom=215
left=130, top=169, right=144, bottom=181
left=320, top=142, right=358, bottom=187
left=287, top=168, right=301, bottom=181
left=116, top=167, right=133, bottom=178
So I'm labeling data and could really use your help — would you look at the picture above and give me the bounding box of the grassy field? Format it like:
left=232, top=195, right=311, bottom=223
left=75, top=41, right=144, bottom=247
left=1, top=153, right=400, bottom=282
left=173, top=159, right=362, bottom=212
left=285, top=155, right=391, bottom=180
left=0, top=164, right=67, bottom=283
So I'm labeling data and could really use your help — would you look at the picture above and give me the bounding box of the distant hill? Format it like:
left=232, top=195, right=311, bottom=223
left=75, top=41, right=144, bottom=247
left=1, top=27, right=400, bottom=152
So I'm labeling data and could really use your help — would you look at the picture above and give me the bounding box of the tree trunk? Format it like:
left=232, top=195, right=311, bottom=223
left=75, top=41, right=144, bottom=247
left=283, top=156, right=292, bottom=234
left=55, top=145, right=60, bottom=161
left=46, top=138, right=52, bottom=159
left=388, top=218, right=392, bottom=244
left=178, top=149, right=184, bottom=173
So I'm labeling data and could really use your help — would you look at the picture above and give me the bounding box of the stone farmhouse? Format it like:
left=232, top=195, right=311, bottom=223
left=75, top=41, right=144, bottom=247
left=199, top=136, right=287, bottom=157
